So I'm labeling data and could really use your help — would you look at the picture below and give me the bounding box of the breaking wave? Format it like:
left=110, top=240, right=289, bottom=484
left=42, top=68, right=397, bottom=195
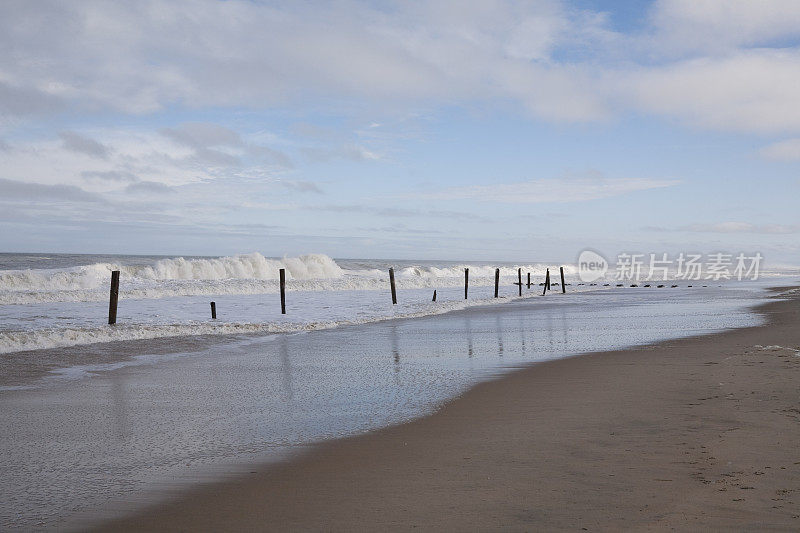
left=0, top=253, right=343, bottom=291
left=0, top=252, right=568, bottom=304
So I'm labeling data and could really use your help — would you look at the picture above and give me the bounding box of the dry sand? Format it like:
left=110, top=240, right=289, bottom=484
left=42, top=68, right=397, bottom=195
left=95, top=289, right=800, bottom=531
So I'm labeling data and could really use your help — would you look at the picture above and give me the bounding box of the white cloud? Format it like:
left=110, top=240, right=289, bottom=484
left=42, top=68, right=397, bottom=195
left=160, top=123, right=243, bottom=149
left=125, top=181, right=175, bottom=195
left=0, top=125, right=295, bottom=194
left=619, top=49, right=800, bottom=134
left=301, top=144, right=382, bottom=163
left=760, top=138, right=800, bottom=160
left=59, top=131, right=110, bottom=159
left=0, top=0, right=615, bottom=124
left=650, top=0, right=800, bottom=54
left=2, top=1, right=800, bottom=138
left=680, top=222, right=800, bottom=234
left=0, top=177, right=101, bottom=203
left=418, top=174, right=679, bottom=204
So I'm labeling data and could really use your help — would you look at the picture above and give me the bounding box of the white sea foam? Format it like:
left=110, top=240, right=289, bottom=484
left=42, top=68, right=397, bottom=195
left=0, top=253, right=568, bottom=304
left=136, top=252, right=345, bottom=281
left=0, top=292, right=534, bottom=354
left=0, top=253, right=342, bottom=291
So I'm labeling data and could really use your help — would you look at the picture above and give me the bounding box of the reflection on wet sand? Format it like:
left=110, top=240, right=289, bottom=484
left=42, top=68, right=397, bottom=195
left=495, top=314, right=504, bottom=357
left=390, top=324, right=400, bottom=368
left=279, top=335, right=293, bottom=400
left=465, top=314, right=473, bottom=358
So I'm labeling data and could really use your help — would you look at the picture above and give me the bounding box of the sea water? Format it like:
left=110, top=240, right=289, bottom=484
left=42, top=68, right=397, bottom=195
left=0, top=252, right=793, bottom=357
left=0, top=253, right=583, bottom=356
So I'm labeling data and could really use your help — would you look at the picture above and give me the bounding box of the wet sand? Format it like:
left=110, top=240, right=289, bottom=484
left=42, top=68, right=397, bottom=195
left=0, top=333, right=250, bottom=388
left=96, top=289, right=800, bottom=531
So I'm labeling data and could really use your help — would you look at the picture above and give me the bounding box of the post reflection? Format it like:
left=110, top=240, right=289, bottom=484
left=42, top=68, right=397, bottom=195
left=465, top=314, right=473, bottom=358
left=279, top=335, right=293, bottom=400
left=390, top=324, right=400, bottom=369
left=495, top=314, right=504, bottom=357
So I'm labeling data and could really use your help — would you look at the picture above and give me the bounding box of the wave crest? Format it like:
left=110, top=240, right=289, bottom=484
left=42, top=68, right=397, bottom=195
left=135, top=253, right=344, bottom=281
left=0, top=253, right=571, bottom=304
left=0, top=253, right=344, bottom=293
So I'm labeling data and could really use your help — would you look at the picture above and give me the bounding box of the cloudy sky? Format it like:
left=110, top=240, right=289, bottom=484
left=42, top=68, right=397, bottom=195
left=1, top=0, right=799, bottom=263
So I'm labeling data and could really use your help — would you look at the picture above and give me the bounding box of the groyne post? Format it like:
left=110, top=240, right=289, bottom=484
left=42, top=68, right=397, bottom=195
left=210, top=301, right=216, bottom=319
left=108, top=270, right=120, bottom=325
left=432, top=290, right=437, bottom=302
left=494, top=268, right=500, bottom=298
left=527, top=272, right=531, bottom=289
left=464, top=268, right=469, bottom=299
left=518, top=268, right=522, bottom=296
left=560, top=267, right=566, bottom=294
left=542, top=269, right=550, bottom=296
left=279, top=268, right=286, bottom=314
left=389, top=268, right=397, bottom=304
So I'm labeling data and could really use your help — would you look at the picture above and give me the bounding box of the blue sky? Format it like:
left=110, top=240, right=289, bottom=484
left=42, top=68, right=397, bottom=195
left=1, top=0, right=799, bottom=264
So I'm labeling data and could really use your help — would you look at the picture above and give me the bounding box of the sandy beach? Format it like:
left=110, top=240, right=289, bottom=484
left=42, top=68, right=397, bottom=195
left=93, top=287, right=800, bottom=531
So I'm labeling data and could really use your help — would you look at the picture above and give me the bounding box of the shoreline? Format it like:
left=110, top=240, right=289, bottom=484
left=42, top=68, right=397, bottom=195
left=1, top=283, right=703, bottom=390
left=1, top=286, right=570, bottom=389
left=92, top=286, right=800, bottom=531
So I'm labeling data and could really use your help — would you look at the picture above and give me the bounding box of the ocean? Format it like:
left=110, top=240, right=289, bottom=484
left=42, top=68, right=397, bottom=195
left=0, top=252, right=588, bottom=357
left=1, top=252, right=795, bottom=359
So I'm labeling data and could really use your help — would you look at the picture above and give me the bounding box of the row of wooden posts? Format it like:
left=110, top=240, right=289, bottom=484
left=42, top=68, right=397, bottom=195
left=399, top=266, right=567, bottom=305
left=107, top=266, right=567, bottom=324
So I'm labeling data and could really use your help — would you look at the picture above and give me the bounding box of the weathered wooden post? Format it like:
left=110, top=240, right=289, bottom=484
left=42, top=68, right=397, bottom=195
left=432, top=290, right=437, bottom=302
left=527, top=272, right=531, bottom=289
left=517, top=268, right=522, bottom=296
left=389, top=268, right=397, bottom=304
left=542, top=269, right=550, bottom=296
left=560, top=266, right=566, bottom=294
left=108, top=270, right=120, bottom=325
left=494, top=268, right=500, bottom=298
left=279, top=268, right=286, bottom=314
left=464, top=268, right=469, bottom=299
left=210, top=301, right=216, bottom=319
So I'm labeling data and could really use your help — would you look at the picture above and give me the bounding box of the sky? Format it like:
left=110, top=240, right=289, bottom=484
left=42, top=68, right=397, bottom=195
left=1, top=0, right=799, bottom=264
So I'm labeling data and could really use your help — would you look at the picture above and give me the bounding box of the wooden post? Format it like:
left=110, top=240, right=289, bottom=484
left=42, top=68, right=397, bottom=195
left=389, top=268, right=397, bottom=304
left=464, top=268, right=469, bottom=299
left=527, top=272, right=531, bottom=289
left=542, top=269, right=550, bottom=296
left=494, top=268, right=500, bottom=298
left=517, top=268, right=522, bottom=296
left=108, top=270, right=119, bottom=325
left=210, top=301, right=216, bottom=319
left=279, top=268, right=286, bottom=314
left=432, top=290, right=437, bottom=302
left=560, top=266, right=566, bottom=294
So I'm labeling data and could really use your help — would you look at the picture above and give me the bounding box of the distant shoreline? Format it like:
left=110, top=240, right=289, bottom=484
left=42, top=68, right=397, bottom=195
left=93, top=286, right=800, bottom=531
